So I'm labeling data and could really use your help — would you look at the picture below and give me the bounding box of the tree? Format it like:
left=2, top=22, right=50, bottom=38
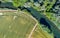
left=12, top=0, right=28, bottom=7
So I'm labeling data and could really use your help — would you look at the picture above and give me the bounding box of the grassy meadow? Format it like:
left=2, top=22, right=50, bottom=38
left=0, top=12, right=36, bottom=38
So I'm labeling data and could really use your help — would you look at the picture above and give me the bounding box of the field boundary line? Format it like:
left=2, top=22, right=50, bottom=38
left=21, top=12, right=38, bottom=38
left=0, top=10, right=37, bottom=22
left=0, top=10, right=18, bottom=13
left=28, top=22, right=38, bottom=38
left=22, top=12, right=37, bottom=22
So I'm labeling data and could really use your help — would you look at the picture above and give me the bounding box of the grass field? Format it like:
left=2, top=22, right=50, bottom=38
left=31, top=23, right=54, bottom=38
left=0, top=11, right=36, bottom=38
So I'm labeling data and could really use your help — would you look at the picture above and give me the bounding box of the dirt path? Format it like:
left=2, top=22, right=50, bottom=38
left=0, top=10, right=18, bottom=12
left=28, top=22, right=38, bottom=38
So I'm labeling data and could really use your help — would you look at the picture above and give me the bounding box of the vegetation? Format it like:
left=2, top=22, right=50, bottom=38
left=31, top=23, right=54, bottom=38
left=0, top=0, right=60, bottom=38
left=12, top=0, right=28, bottom=7
left=0, top=12, right=36, bottom=38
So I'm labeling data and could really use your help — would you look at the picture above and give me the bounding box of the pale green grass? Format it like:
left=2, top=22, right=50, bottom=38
left=0, top=12, right=36, bottom=38
left=31, top=23, right=54, bottom=38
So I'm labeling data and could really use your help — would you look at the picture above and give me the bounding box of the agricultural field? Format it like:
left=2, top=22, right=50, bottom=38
left=31, top=24, right=54, bottom=38
left=0, top=11, right=36, bottom=38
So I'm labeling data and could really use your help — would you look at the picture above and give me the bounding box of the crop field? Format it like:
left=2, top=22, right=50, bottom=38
left=31, top=24, right=54, bottom=38
left=0, top=11, right=36, bottom=38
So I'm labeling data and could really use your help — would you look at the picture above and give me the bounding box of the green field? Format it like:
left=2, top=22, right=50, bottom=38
left=0, top=12, right=36, bottom=38
left=31, top=24, right=54, bottom=38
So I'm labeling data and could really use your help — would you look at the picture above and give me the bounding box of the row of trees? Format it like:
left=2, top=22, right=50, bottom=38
left=1, top=0, right=56, bottom=11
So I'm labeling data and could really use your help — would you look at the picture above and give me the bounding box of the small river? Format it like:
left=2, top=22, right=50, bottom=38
left=26, top=7, right=60, bottom=38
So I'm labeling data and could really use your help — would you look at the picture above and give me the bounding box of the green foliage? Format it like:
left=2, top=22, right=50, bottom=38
left=12, top=0, right=28, bottom=7
left=44, top=0, right=56, bottom=11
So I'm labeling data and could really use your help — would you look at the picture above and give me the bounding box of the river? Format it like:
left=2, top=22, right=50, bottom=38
left=26, top=7, right=60, bottom=38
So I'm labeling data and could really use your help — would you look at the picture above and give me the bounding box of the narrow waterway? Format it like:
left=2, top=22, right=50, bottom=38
left=26, top=7, right=60, bottom=38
